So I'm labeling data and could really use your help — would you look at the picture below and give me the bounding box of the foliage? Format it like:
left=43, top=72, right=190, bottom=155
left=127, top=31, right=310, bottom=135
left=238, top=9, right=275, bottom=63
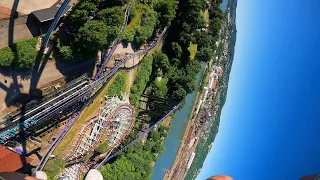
left=0, top=47, right=14, bottom=67
left=134, top=10, right=157, bottom=46
left=75, top=21, right=108, bottom=56
left=65, top=0, right=100, bottom=27
left=123, top=8, right=142, bottom=42
left=57, top=45, right=74, bottom=60
left=196, top=47, right=214, bottom=62
left=153, top=51, right=170, bottom=72
left=168, top=42, right=182, bottom=59
left=43, top=157, right=66, bottom=180
left=100, top=127, right=167, bottom=179
left=154, top=0, right=178, bottom=26
left=95, top=141, right=108, bottom=154
left=0, top=38, right=39, bottom=68
left=130, top=54, right=153, bottom=107
left=107, top=73, right=126, bottom=97
left=106, top=26, right=121, bottom=46
left=151, top=77, right=168, bottom=98
left=81, top=154, right=91, bottom=162
left=97, top=6, right=125, bottom=27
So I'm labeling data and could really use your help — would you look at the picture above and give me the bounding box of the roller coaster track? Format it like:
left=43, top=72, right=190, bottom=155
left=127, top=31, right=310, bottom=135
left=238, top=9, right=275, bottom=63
left=96, top=102, right=182, bottom=169
left=61, top=102, right=181, bottom=180
left=93, top=2, right=132, bottom=81
left=0, top=3, right=133, bottom=144
left=33, top=26, right=169, bottom=172
left=65, top=96, right=135, bottom=163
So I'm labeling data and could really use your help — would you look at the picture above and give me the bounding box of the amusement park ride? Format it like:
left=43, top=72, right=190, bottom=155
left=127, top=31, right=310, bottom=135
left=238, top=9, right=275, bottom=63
left=0, top=1, right=182, bottom=179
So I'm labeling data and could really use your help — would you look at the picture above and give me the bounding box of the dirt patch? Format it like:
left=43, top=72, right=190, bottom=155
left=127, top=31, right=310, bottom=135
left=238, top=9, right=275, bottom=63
left=0, top=0, right=58, bottom=14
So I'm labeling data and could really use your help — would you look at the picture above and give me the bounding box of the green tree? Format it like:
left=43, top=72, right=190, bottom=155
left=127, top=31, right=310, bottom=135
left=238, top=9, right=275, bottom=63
left=97, top=6, right=124, bottom=27
left=155, top=0, right=178, bottom=26
left=153, top=52, right=170, bottom=72
left=106, top=26, right=121, bottom=46
left=172, top=84, right=187, bottom=100
left=107, top=73, right=126, bottom=97
left=196, top=47, right=214, bottom=62
left=75, top=21, right=108, bottom=56
left=134, top=10, right=157, bottom=46
left=152, top=142, right=165, bottom=153
left=151, top=77, right=168, bottom=98
left=170, top=42, right=182, bottom=59
left=58, top=45, right=74, bottom=60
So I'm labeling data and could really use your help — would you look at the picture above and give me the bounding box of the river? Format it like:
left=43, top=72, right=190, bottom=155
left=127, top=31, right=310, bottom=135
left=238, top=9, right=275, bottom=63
left=151, top=63, right=205, bottom=180
left=220, top=0, right=229, bottom=12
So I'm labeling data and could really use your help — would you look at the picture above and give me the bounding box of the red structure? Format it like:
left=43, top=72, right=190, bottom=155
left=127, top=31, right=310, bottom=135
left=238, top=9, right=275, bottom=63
left=0, top=146, right=33, bottom=172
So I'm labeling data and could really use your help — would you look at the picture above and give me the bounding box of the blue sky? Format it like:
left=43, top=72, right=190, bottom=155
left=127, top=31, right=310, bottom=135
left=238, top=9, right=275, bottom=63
left=197, top=0, right=320, bottom=179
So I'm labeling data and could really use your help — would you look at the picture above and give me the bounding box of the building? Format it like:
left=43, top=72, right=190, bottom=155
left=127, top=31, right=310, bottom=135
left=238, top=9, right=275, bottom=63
left=0, top=145, right=33, bottom=172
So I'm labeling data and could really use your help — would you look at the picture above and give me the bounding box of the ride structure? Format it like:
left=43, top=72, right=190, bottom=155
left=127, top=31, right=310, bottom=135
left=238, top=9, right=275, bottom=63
left=65, top=94, right=135, bottom=163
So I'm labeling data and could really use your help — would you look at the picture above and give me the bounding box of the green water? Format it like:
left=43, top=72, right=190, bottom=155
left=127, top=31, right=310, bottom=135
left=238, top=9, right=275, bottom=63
left=151, top=63, right=205, bottom=180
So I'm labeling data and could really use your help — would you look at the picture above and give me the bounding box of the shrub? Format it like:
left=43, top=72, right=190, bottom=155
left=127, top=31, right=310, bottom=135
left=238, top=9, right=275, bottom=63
left=95, top=142, right=108, bottom=154
left=0, top=38, right=39, bottom=68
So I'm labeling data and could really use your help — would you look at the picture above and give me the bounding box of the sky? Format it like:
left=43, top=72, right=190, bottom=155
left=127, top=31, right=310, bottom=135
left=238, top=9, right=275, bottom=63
left=197, top=0, right=320, bottom=179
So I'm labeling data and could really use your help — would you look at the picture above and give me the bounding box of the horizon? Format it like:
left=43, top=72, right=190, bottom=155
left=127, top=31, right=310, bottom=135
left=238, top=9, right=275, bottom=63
left=197, top=0, right=320, bottom=179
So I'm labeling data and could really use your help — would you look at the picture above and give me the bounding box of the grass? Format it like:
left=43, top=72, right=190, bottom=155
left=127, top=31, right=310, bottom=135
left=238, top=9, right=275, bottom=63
left=123, top=11, right=142, bottom=41
left=188, top=43, right=198, bottom=60
left=203, top=10, right=209, bottom=23
left=105, top=72, right=126, bottom=97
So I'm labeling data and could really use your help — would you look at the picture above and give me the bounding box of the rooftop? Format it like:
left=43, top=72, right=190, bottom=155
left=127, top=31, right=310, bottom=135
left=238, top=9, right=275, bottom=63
left=0, top=146, right=33, bottom=172
left=31, top=5, right=72, bottom=23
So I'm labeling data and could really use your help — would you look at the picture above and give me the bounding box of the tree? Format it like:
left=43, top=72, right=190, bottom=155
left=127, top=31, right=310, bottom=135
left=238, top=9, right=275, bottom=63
left=75, top=21, right=108, bottom=56
left=107, top=73, right=126, bottom=97
left=152, top=77, right=168, bottom=98
left=106, top=26, right=121, bottom=46
left=97, top=6, right=124, bottom=27
left=152, top=142, right=165, bottom=153
left=155, top=0, right=178, bottom=26
left=134, top=10, right=157, bottom=46
left=196, top=47, right=214, bottom=62
left=149, top=130, right=161, bottom=142
left=170, top=42, right=182, bottom=59
left=172, top=84, right=187, bottom=100
left=58, top=45, right=74, bottom=60
left=153, top=52, right=170, bottom=72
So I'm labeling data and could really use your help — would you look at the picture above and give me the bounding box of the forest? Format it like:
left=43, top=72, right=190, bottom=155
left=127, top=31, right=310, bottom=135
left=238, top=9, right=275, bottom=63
left=97, top=0, right=225, bottom=179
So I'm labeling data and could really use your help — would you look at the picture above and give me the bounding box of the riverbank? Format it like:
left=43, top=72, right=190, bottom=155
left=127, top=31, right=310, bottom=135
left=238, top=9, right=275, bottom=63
left=163, top=90, right=202, bottom=180
left=164, top=0, right=238, bottom=179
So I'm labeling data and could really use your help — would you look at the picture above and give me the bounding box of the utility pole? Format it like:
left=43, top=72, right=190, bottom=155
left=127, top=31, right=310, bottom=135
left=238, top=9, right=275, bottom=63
left=41, top=0, right=70, bottom=51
